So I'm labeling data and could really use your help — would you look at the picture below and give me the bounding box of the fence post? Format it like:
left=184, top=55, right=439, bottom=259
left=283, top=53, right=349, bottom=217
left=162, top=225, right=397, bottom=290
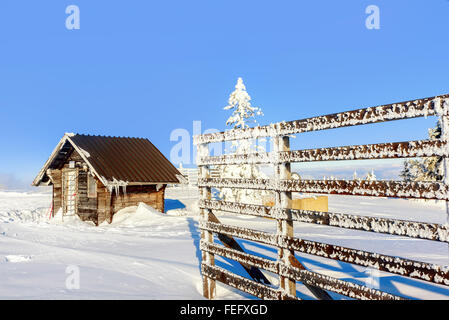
left=440, top=112, right=449, bottom=235
left=198, top=143, right=216, bottom=299
left=275, top=135, right=296, bottom=298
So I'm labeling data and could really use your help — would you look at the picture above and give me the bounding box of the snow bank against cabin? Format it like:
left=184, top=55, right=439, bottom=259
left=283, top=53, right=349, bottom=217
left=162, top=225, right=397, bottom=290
left=106, top=203, right=169, bottom=227
left=48, top=202, right=194, bottom=230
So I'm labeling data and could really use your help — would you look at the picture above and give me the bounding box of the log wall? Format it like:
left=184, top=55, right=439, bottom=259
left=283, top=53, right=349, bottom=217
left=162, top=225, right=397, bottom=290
left=48, top=148, right=167, bottom=225
left=111, top=185, right=166, bottom=214
left=77, top=170, right=98, bottom=223
left=97, top=183, right=112, bottom=225
left=51, top=169, right=62, bottom=214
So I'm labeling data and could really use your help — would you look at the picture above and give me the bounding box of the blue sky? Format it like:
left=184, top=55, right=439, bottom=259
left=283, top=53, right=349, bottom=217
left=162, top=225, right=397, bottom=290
left=1, top=1, right=448, bottom=189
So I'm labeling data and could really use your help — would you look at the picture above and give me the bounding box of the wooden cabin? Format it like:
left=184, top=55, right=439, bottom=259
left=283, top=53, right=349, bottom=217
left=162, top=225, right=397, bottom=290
left=32, top=133, right=181, bottom=225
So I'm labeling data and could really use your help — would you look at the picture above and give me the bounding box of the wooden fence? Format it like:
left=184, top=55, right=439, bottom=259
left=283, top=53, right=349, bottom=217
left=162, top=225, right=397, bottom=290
left=194, top=94, right=449, bottom=300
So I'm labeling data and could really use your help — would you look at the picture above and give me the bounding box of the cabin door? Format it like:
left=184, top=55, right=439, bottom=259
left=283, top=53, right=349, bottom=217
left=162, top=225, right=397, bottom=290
left=62, top=169, right=78, bottom=216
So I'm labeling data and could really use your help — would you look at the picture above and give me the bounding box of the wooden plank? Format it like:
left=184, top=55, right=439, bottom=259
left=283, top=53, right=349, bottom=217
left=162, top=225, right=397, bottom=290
left=201, top=241, right=397, bottom=300
left=198, top=139, right=448, bottom=166
left=200, top=221, right=449, bottom=286
left=48, top=169, right=62, bottom=215
left=111, top=186, right=164, bottom=213
left=279, top=179, right=448, bottom=200
left=289, top=208, right=449, bottom=243
left=199, top=199, right=449, bottom=243
left=440, top=114, right=449, bottom=236
left=202, top=227, right=403, bottom=300
left=76, top=170, right=97, bottom=223
left=193, top=95, right=449, bottom=144
left=97, top=185, right=112, bottom=225
left=199, top=199, right=276, bottom=218
left=201, top=263, right=284, bottom=300
left=280, top=236, right=449, bottom=287
left=200, top=220, right=278, bottom=247
left=198, top=178, right=449, bottom=200
left=200, top=218, right=333, bottom=300
left=279, top=262, right=404, bottom=300
left=206, top=212, right=272, bottom=285
left=275, top=136, right=297, bottom=297
left=201, top=241, right=278, bottom=274
left=198, top=152, right=271, bottom=166
left=198, top=143, right=216, bottom=300
left=281, top=139, right=448, bottom=163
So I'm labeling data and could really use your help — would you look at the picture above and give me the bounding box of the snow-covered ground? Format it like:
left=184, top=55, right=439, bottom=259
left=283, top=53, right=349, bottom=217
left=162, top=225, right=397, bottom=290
left=1, top=188, right=449, bottom=300
left=0, top=188, right=241, bottom=299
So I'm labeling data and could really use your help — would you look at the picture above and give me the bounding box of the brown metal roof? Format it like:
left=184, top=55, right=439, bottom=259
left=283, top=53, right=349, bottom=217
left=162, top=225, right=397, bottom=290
left=68, top=134, right=180, bottom=184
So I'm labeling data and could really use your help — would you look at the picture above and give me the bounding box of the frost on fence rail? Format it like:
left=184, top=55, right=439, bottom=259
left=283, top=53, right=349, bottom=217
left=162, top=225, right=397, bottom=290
left=201, top=263, right=284, bottom=300
left=281, top=139, right=448, bottom=163
left=200, top=220, right=278, bottom=247
left=199, top=199, right=449, bottom=243
left=199, top=199, right=287, bottom=219
left=198, top=151, right=271, bottom=166
left=281, top=237, right=449, bottom=286
left=200, top=240, right=279, bottom=274
left=279, top=179, right=449, bottom=200
left=193, top=95, right=449, bottom=144
left=199, top=221, right=449, bottom=286
left=201, top=239, right=403, bottom=300
left=293, top=208, right=449, bottom=243
left=198, top=139, right=448, bottom=166
left=198, top=178, right=449, bottom=200
left=278, top=263, right=404, bottom=300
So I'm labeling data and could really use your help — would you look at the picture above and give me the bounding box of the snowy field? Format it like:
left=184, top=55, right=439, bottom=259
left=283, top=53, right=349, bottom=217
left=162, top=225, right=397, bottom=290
left=1, top=187, right=449, bottom=300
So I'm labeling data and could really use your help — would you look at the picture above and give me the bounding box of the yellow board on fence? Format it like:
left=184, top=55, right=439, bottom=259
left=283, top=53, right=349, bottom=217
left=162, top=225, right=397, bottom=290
left=264, top=196, right=328, bottom=212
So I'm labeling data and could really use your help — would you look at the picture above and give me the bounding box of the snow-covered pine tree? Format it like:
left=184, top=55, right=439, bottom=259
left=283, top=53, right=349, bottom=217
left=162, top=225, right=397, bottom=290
left=365, top=169, right=377, bottom=181
left=400, top=121, right=443, bottom=182
left=219, top=77, right=271, bottom=204
left=422, top=121, right=443, bottom=181
left=399, top=160, right=413, bottom=182
left=223, top=77, right=263, bottom=130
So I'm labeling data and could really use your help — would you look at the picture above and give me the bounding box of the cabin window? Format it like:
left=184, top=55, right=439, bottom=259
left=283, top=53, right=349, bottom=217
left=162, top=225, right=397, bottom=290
left=87, top=174, right=97, bottom=198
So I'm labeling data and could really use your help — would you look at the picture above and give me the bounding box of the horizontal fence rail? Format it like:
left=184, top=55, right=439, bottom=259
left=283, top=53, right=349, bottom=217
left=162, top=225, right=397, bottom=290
left=201, top=240, right=404, bottom=300
left=198, top=139, right=449, bottom=166
left=199, top=199, right=449, bottom=243
left=194, top=94, right=449, bottom=144
left=200, top=221, right=449, bottom=287
left=279, top=264, right=404, bottom=300
left=198, top=178, right=449, bottom=200
left=201, top=263, right=285, bottom=300
left=197, top=94, right=449, bottom=300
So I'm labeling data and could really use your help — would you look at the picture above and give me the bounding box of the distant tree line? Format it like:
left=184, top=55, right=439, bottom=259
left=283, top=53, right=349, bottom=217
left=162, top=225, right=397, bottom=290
left=400, top=121, right=443, bottom=182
